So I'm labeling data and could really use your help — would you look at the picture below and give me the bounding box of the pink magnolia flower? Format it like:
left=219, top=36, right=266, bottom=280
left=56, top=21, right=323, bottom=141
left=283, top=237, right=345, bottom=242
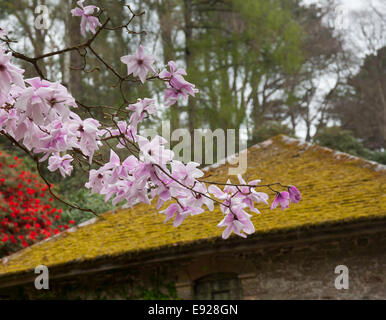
left=217, top=208, right=254, bottom=239
left=0, top=50, right=25, bottom=106
left=234, top=175, right=268, bottom=213
left=99, top=151, right=138, bottom=186
left=151, top=184, right=172, bottom=210
left=14, top=78, right=76, bottom=126
left=218, top=213, right=245, bottom=239
left=71, top=0, right=101, bottom=37
left=101, top=150, right=123, bottom=184
left=159, top=60, right=198, bottom=106
left=132, top=161, right=156, bottom=182
left=208, top=184, right=229, bottom=201
left=184, top=182, right=214, bottom=212
left=28, top=78, right=77, bottom=111
left=120, top=45, right=155, bottom=83
left=159, top=61, right=187, bottom=81
left=19, top=120, right=44, bottom=151
left=171, top=160, right=204, bottom=187
left=47, top=154, right=74, bottom=177
left=0, top=108, right=16, bottom=131
left=85, top=169, right=106, bottom=193
left=77, top=118, right=102, bottom=162
left=164, top=81, right=198, bottom=106
left=121, top=178, right=150, bottom=206
left=107, top=120, right=137, bottom=148
left=288, top=185, right=301, bottom=203
left=37, top=120, right=71, bottom=159
left=208, top=181, right=239, bottom=213
left=161, top=203, right=204, bottom=227
left=137, top=135, right=174, bottom=166
left=127, top=98, right=156, bottom=127
left=0, top=108, right=8, bottom=128
left=0, top=108, right=27, bottom=141
left=271, top=191, right=290, bottom=211
left=122, top=155, right=139, bottom=172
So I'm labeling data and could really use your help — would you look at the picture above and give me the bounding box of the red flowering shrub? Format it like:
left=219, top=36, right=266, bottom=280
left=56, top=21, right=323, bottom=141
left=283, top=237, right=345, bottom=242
left=0, top=150, right=75, bottom=257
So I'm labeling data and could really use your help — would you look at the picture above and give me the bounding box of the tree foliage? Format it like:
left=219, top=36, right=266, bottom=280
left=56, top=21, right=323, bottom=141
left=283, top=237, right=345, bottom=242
left=330, top=46, right=386, bottom=149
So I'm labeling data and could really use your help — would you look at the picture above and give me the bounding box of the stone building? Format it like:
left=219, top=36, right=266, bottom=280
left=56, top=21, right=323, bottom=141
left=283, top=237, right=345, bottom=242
left=0, top=135, right=385, bottom=299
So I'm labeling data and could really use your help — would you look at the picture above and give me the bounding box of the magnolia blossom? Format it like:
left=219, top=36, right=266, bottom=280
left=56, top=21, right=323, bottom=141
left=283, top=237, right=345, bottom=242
left=0, top=49, right=25, bottom=106
left=48, top=154, right=74, bottom=177
left=288, top=185, right=301, bottom=203
left=234, top=175, right=268, bottom=214
left=107, top=120, right=137, bottom=149
left=77, top=118, right=103, bottom=163
left=85, top=169, right=106, bottom=194
left=217, top=211, right=254, bottom=239
left=159, top=61, right=198, bottom=106
left=171, top=161, right=204, bottom=187
left=184, top=182, right=214, bottom=212
left=127, top=98, right=156, bottom=128
left=71, top=0, right=101, bottom=37
left=137, top=135, right=174, bottom=166
left=271, top=191, right=290, bottom=210
left=120, top=45, right=155, bottom=83
left=36, top=121, right=73, bottom=160
left=208, top=180, right=261, bottom=239
left=14, top=77, right=76, bottom=126
left=161, top=203, right=204, bottom=227
left=159, top=61, right=187, bottom=82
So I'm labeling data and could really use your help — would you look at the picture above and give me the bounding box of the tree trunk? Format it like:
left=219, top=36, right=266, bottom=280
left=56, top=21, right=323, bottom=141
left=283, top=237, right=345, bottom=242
left=183, top=0, right=195, bottom=138
left=68, top=0, right=83, bottom=98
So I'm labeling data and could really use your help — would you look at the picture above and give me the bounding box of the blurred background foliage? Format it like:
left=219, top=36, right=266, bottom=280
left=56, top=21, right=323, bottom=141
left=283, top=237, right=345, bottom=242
left=0, top=0, right=385, bottom=223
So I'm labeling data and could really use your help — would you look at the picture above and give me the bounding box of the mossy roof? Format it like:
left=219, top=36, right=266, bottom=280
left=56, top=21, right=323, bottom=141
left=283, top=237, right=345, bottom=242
left=0, top=135, right=385, bottom=277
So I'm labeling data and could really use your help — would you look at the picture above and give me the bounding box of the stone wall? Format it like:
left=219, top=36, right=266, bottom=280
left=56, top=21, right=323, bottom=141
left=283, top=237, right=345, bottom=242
left=1, top=227, right=385, bottom=299
left=175, top=231, right=386, bottom=299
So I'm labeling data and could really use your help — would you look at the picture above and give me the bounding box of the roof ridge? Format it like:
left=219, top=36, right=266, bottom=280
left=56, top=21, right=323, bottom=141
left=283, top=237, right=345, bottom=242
left=202, top=134, right=386, bottom=173
left=276, top=134, right=386, bottom=172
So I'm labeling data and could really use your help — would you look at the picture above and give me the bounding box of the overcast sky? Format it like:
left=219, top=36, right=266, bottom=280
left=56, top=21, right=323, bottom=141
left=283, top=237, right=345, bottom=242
left=294, top=0, right=386, bottom=140
left=303, top=0, right=369, bottom=10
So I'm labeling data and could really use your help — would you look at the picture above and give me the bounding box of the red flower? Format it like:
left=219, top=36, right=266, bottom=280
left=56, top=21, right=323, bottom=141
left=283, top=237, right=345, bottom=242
left=27, top=188, right=36, bottom=195
left=0, top=150, right=75, bottom=257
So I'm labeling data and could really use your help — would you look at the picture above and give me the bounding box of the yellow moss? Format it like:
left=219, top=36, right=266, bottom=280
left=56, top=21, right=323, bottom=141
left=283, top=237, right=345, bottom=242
left=0, top=135, right=385, bottom=276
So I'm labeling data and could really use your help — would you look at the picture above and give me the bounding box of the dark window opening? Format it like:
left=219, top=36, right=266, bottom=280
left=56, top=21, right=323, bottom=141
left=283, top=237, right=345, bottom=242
left=194, top=272, right=242, bottom=300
